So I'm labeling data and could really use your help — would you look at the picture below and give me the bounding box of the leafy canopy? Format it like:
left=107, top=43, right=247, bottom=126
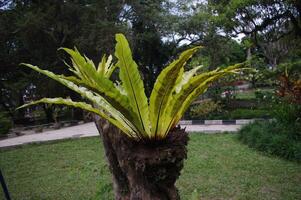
left=19, top=34, right=243, bottom=140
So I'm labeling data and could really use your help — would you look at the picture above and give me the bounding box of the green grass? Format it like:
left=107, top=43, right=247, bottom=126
left=235, top=88, right=274, bottom=100
left=235, top=90, right=256, bottom=100
left=1, top=134, right=301, bottom=200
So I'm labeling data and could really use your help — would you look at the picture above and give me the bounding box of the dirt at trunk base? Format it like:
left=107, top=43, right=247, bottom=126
left=95, top=118, right=189, bottom=200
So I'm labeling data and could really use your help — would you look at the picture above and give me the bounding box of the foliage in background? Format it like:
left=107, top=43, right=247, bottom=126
left=187, top=107, right=271, bottom=120
left=238, top=60, right=301, bottom=160
left=0, top=0, right=177, bottom=123
left=238, top=120, right=301, bottom=162
left=1, top=0, right=300, bottom=125
left=210, top=0, right=301, bottom=40
left=0, top=111, right=12, bottom=135
left=244, top=55, right=274, bottom=88
left=225, top=108, right=271, bottom=120
left=272, top=103, right=301, bottom=125
left=189, top=100, right=221, bottom=119
left=276, top=61, right=301, bottom=104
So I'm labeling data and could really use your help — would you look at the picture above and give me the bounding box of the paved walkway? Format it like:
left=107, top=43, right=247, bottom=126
left=0, top=122, right=242, bottom=148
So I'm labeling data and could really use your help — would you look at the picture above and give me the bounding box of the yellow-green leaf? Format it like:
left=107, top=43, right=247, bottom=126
left=115, top=33, right=150, bottom=137
left=17, top=98, right=134, bottom=137
left=20, top=63, right=140, bottom=138
left=149, top=46, right=201, bottom=138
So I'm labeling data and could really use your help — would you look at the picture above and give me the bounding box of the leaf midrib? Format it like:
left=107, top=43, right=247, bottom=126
left=119, top=39, right=146, bottom=133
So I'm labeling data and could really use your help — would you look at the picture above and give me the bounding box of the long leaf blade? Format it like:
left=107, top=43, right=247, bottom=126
left=165, top=64, right=244, bottom=135
left=20, top=63, right=140, bottom=137
left=17, top=98, right=134, bottom=137
left=115, top=33, right=150, bottom=137
left=174, top=65, right=203, bottom=93
left=149, top=46, right=201, bottom=138
left=59, top=49, right=143, bottom=134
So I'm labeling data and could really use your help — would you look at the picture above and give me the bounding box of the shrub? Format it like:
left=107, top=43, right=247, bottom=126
left=272, top=103, right=301, bottom=125
left=189, top=100, right=221, bottom=119
left=186, top=107, right=271, bottom=120
left=276, top=60, right=301, bottom=104
left=255, top=89, right=277, bottom=103
left=0, top=112, right=12, bottom=136
left=228, top=108, right=270, bottom=119
left=238, top=121, right=301, bottom=162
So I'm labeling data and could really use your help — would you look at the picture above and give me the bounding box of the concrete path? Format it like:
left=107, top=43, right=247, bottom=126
left=0, top=122, right=242, bottom=148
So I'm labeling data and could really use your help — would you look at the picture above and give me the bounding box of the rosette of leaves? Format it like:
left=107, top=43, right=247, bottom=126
left=19, top=34, right=243, bottom=141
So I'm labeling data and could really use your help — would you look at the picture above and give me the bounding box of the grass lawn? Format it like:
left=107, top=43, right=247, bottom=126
left=1, top=134, right=301, bottom=200
left=235, top=88, right=274, bottom=100
left=235, top=90, right=257, bottom=100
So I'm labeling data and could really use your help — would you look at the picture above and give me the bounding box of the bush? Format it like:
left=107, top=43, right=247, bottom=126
left=272, top=103, right=301, bottom=125
left=186, top=107, right=270, bottom=120
left=0, top=112, right=12, bottom=136
left=188, top=100, right=221, bottom=119
left=238, top=121, right=301, bottom=162
left=228, top=108, right=270, bottom=119
left=255, top=89, right=277, bottom=103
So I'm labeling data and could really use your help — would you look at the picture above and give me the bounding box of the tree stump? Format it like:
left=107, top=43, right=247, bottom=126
left=94, top=117, right=189, bottom=200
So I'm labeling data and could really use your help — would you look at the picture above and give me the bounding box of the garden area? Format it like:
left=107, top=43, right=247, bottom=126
left=1, top=134, right=301, bottom=200
left=1, top=0, right=301, bottom=199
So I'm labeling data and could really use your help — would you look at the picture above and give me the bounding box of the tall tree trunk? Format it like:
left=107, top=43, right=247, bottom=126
left=94, top=116, right=189, bottom=200
left=246, top=47, right=252, bottom=60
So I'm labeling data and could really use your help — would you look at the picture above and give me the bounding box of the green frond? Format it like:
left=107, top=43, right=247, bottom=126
left=20, top=34, right=245, bottom=141
left=59, top=49, right=146, bottom=135
left=97, top=54, right=107, bottom=75
left=17, top=98, right=134, bottom=137
left=97, top=54, right=116, bottom=78
left=149, top=46, right=202, bottom=138
left=115, top=34, right=151, bottom=138
left=60, top=48, right=95, bottom=81
left=20, top=63, right=140, bottom=138
left=164, top=63, right=245, bottom=135
left=174, top=65, right=203, bottom=93
left=104, top=55, right=117, bottom=78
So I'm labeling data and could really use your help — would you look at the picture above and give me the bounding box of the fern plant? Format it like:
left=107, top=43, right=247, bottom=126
left=19, top=34, right=243, bottom=140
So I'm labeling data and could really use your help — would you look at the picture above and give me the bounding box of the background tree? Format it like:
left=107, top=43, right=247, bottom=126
left=1, top=0, right=300, bottom=125
left=0, top=0, right=177, bottom=123
left=166, top=1, right=245, bottom=69
left=208, top=0, right=301, bottom=68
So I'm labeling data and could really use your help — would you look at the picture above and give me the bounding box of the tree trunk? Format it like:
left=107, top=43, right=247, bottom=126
left=246, top=47, right=252, bottom=60
left=94, top=116, right=189, bottom=200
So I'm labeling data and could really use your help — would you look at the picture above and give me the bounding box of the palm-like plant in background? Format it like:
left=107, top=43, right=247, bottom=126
left=19, top=34, right=243, bottom=199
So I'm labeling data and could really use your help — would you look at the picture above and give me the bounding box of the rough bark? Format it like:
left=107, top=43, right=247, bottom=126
left=94, top=116, right=130, bottom=200
left=94, top=116, right=189, bottom=200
